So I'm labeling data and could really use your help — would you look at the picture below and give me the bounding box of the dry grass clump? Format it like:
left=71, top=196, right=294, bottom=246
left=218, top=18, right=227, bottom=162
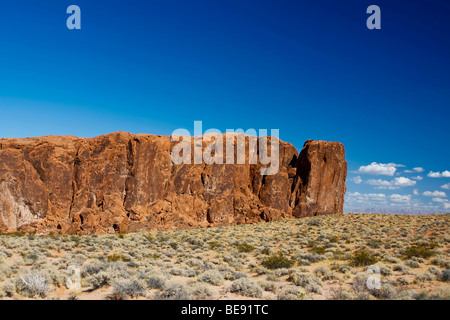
left=229, top=278, right=263, bottom=298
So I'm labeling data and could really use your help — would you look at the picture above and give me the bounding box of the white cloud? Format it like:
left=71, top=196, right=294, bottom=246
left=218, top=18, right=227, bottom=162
left=393, top=177, right=417, bottom=187
left=358, top=162, right=403, bottom=176
left=423, top=190, right=447, bottom=197
left=389, top=194, right=412, bottom=203
left=428, top=170, right=450, bottom=178
left=352, top=176, right=362, bottom=184
left=444, top=203, right=450, bottom=210
left=413, top=189, right=419, bottom=196
left=432, top=197, right=447, bottom=203
left=441, top=183, right=450, bottom=190
left=366, top=177, right=416, bottom=189
left=405, top=167, right=424, bottom=173
left=411, top=176, right=423, bottom=181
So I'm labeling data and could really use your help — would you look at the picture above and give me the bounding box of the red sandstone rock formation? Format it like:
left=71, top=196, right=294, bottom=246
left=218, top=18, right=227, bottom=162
left=0, top=132, right=347, bottom=234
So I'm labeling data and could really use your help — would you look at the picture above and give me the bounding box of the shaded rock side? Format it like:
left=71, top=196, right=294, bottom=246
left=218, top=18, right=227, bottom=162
left=0, top=132, right=347, bottom=234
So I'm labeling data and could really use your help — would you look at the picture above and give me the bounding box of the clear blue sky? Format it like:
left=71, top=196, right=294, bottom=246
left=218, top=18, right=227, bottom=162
left=0, top=0, right=449, bottom=213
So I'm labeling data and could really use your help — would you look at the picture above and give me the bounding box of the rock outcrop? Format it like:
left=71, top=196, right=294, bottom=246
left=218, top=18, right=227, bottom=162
left=0, top=132, right=347, bottom=234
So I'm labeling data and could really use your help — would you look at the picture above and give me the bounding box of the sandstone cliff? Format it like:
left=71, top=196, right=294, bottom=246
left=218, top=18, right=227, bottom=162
left=0, top=132, right=347, bottom=234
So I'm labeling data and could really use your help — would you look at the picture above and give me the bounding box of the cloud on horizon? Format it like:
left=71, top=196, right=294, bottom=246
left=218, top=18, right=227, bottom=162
left=357, top=162, right=404, bottom=176
left=366, top=177, right=416, bottom=189
left=427, top=171, right=450, bottom=178
left=423, top=190, right=447, bottom=197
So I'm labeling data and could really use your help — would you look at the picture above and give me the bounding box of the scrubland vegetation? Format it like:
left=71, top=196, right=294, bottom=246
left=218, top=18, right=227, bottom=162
left=0, top=214, right=449, bottom=300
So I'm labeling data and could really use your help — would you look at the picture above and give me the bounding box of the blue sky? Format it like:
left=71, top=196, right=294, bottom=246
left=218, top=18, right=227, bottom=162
left=0, top=1, right=449, bottom=213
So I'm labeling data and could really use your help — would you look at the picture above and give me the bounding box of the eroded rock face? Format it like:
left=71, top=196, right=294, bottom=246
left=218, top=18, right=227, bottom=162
left=0, top=132, right=347, bottom=234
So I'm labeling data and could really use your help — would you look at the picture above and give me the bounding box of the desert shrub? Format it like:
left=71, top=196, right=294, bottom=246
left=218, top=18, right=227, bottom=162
left=374, top=263, right=392, bottom=276
left=339, top=265, right=351, bottom=273
left=332, top=250, right=350, bottom=260
left=427, top=266, right=442, bottom=278
left=230, top=278, right=263, bottom=298
left=67, top=293, right=78, bottom=300
left=0, top=265, right=13, bottom=282
left=107, top=254, right=129, bottom=262
left=19, top=273, right=51, bottom=298
left=428, top=287, right=450, bottom=300
left=110, top=279, right=146, bottom=299
left=410, top=290, right=449, bottom=301
left=258, top=280, right=277, bottom=293
left=350, top=250, right=378, bottom=267
left=186, top=237, right=203, bottom=246
left=198, top=269, right=224, bottom=286
left=413, top=291, right=430, bottom=300
left=190, top=282, right=214, bottom=300
left=309, top=246, right=326, bottom=255
left=367, top=239, right=383, bottom=248
left=219, top=266, right=246, bottom=281
left=155, top=282, right=191, bottom=300
left=273, top=268, right=293, bottom=277
left=397, top=276, right=412, bottom=285
left=393, top=264, right=413, bottom=275
left=185, top=258, right=203, bottom=269
left=235, top=243, right=255, bottom=253
left=295, top=252, right=325, bottom=263
left=442, top=269, right=450, bottom=281
left=277, top=286, right=307, bottom=300
left=383, top=254, right=400, bottom=264
left=403, top=244, right=435, bottom=259
left=207, top=241, right=221, bottom=249
left=41, top=268, right=67, bottom=287
left=355, top=291, right=375, bottom=300
left=146, top=274, right=167, bottom=290
left=81, top=262, right=106, bottom=276
left=314, top=266, right=336, bottom=281
left=1, top=281, right=16, bottom=298
left=415, top=272, right=436, bottom=283
left=330, top=286, right=354, bottom=300
left=372, top=283, right=397, bottom=300
left=352, top=273, right=370, bottom=293
left=308, top=219, right=321, bottom=227
left=0, top=252, right=7, bottom=263
left=431, top=257, right=450, bottom=268
left=86, top=271, right=112, bottom=289
left=287, top=272, right=323, bottom=294
left=405, top=260, right=420, bottom=268
left=260, top=247, right=274, bottom=255
left=261, top=253, right=294, bottom=270
left=222, top=254, right=244, bottom=270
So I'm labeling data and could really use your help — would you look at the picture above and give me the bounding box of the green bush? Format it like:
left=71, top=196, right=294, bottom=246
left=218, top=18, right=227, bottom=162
left=107, top=254, right=128, bottom=262
left=404, top=244, right=436, bottom=259
left=350, top=250, right=378, bottom=267
left=309, top=246, right=326, bottom=255
left=208, top=241, right=220, bottom=249
left=235, top=243, right=256, bottom=253
left=261, top=253, right=294, bottom=270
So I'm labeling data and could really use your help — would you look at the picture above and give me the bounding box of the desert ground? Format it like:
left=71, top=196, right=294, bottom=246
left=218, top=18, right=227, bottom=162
left=0, top=213, right=449, bottom=300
